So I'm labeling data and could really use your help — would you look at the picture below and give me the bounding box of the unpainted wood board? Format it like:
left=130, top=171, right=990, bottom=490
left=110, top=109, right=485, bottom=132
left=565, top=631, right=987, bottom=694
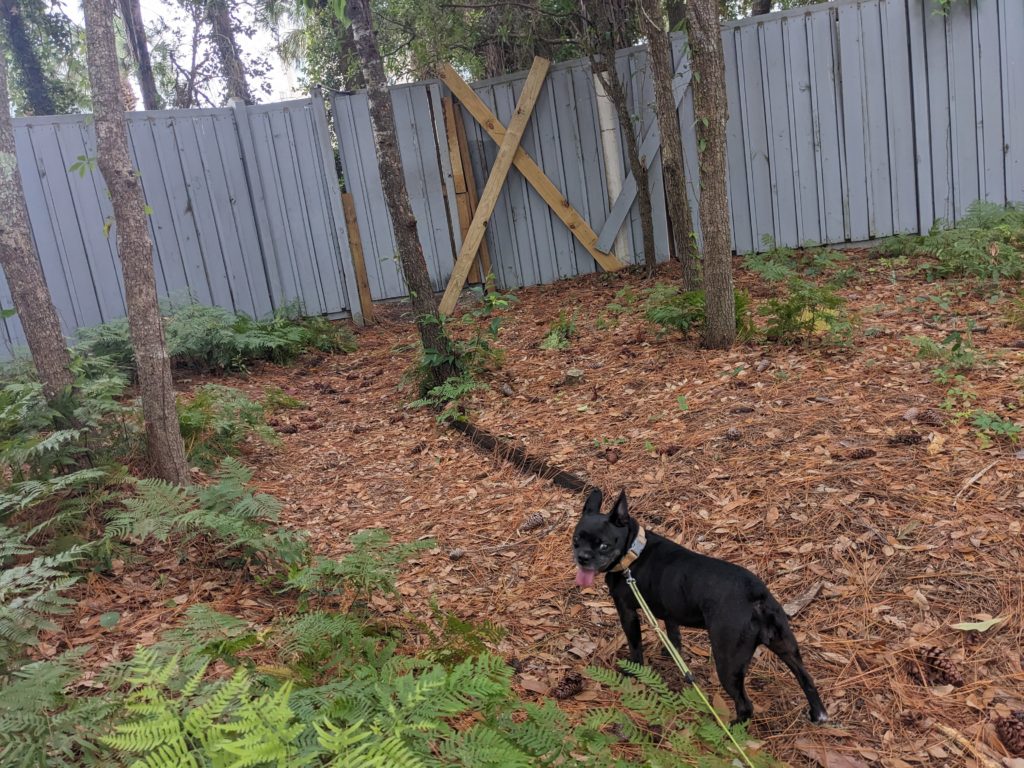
left=440, top=58, right=549, bottom=315
left=341, top=192, right=374, bottom=322
left=441, top=64, right=622, bottom=272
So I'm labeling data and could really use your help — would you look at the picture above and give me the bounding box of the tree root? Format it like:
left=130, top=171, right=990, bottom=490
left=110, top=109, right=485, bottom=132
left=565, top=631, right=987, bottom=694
left=447, top=419, right=590, bottom=492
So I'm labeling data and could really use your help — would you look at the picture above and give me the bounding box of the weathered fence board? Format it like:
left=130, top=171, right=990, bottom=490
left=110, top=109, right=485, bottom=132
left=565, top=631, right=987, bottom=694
left=4, top=97, right=353, bottom=356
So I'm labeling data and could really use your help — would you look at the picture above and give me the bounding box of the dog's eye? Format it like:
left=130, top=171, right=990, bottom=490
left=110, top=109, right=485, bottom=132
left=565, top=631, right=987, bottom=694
left=599, top=543, right=609, bottom=551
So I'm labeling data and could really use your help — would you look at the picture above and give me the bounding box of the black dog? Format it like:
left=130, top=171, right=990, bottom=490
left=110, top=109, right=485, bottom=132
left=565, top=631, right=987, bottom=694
left=572, top=488, right=828, bottom=724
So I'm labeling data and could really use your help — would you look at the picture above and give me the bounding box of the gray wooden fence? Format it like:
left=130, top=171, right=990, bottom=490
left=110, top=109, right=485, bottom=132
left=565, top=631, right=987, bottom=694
left=2, top=96, right=360, bottom=354
left=3, top=0, right=1021, bottom=355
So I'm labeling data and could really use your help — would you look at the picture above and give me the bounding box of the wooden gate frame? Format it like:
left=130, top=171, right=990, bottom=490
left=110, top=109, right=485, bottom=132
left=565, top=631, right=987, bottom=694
left=437, top=58, right=626, bottom=315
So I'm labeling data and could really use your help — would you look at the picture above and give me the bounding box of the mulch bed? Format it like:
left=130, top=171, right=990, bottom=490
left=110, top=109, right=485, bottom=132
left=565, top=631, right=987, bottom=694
left=49, top=256, right=1024, bottom=767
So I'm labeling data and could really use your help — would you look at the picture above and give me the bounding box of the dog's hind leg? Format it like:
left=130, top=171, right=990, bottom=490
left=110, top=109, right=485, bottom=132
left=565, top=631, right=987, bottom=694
left=765, top=627, right=828, bottom=723
left=708, top=624, right=758, bottom=724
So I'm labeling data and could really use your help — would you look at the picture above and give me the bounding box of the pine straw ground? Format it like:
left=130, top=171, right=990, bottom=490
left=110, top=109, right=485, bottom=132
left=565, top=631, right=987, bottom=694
left=53, top=256, right=1024, bottom=767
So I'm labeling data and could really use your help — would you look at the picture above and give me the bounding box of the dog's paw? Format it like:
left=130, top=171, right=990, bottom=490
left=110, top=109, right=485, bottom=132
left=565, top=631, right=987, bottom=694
left=810, top=709, right=830, bottom=725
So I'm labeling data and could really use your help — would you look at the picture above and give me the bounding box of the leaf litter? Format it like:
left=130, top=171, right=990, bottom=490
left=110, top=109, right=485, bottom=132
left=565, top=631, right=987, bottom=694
left=43, top=257, right=1024, bottom=767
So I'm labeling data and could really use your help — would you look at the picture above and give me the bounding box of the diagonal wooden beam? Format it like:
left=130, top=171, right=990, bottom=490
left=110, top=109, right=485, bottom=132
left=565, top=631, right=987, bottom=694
left=438, top=64, right=625, bottom=274
left=439, top=57, right=550, bottom=315
left=595, top=57, right=693, bottom=253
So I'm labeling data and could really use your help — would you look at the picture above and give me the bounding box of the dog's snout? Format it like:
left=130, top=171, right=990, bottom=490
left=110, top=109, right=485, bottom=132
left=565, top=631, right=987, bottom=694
left=577, top=553, right=592, bottom=566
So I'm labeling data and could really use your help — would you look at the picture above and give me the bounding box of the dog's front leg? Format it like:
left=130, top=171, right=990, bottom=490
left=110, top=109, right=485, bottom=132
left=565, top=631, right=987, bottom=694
left=611, top=592, right=643, bottom=666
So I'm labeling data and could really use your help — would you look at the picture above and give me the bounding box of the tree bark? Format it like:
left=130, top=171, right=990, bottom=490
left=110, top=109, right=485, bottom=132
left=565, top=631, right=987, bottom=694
left=82, top=0, right=189, bottom=484
left=0, top=0, right=56, bottom=115
left=118, top=0, right=162, bottom=110
left=684, top=0, right=734, bottom=348
left=0, top=54, right=74, bottom=400
left=606, top=65, right=657, bottom=277
left=347, top=0, right=454, bottom=386
left=752, top=0, right=772, bottom=15
left=206, top=0, right=254, bottom=104
left=639, top=0, right=698, bottom=290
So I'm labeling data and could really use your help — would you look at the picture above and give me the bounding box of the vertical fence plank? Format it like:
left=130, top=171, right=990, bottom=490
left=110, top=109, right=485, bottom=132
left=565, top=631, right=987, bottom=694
left=1002, top=0, right=1024, bottom=202
left=881, top=0, right=919, bottom=233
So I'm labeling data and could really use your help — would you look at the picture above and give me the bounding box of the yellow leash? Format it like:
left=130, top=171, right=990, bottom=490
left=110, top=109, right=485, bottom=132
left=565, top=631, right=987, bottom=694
left=623, top=567, right=757, bottom=768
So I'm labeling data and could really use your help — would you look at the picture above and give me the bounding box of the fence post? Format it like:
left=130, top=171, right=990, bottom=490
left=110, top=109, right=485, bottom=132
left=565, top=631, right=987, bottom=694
left=229, top=96, right=278, bottom=315
left=310, top=89, right=365, bottom=326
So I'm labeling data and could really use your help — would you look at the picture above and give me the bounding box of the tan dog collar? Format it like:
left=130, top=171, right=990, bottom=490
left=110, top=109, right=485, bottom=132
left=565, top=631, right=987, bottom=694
left=611, top=527, right=647, bottom=573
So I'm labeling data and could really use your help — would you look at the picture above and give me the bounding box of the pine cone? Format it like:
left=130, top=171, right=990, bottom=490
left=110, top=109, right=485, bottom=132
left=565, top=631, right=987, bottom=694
left=552, top=671, right=584, bottom=699
left=846, top=447, right=877, bottom=460
left=920, top=646, right=964, bottom=686
left=995, top=711, right=1024, bottom=756
left=519, top=512, right=545, bottom=532
left=917, top=409, right=946, bottom=426
left=888, top=432, right=923, bottom=446
left=448, top=547, right=466, bottom=561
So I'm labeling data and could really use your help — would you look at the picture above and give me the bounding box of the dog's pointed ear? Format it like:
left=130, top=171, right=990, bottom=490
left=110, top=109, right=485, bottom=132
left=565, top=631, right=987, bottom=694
left=583, top=488, right=603, bottom=516
left=610, top=489, right=629, bottom=526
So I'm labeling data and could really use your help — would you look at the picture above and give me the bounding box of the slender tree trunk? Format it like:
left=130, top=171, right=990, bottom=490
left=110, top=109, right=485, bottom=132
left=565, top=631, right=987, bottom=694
left=597, top=63, right=657, bottom=277
left=585, top=0, right=657, bottom=276
left=639, top=0, right=698, bottom=289
left=752, top=0, right=772, bottom=15
left=685, top=0, right=734, bottom=348
left=0, top=54, right=73, bottom=400
left=0, top=0, right=56, bottom=115
left=118, top=0, right=162, bottom=110
left=82, top=0, right=189, bottom=484
left=206, top=0, right=253, bottom=104
left=347, top=0, right=454, bottom=386
left=336, top=16, right=365, bottom=89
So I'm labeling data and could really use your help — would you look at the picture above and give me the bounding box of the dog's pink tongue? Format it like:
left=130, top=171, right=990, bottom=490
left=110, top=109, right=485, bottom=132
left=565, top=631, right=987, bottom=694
left=576, top=568, right=597, bottom=587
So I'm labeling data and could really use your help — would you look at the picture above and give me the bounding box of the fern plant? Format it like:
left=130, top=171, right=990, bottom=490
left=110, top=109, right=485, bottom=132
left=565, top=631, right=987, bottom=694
left=107, top=458, right=305, bottom=569
left=759, top=278, right=851, bottom=345
left=177, top=385, right=278, bottom=469
left=0, top=526, right=85, bottom=669
left=644, top=284, right=755, bottom=341
left=285, top=529, right=434, bottom=601
left=0, top=650, right=121, bottom=767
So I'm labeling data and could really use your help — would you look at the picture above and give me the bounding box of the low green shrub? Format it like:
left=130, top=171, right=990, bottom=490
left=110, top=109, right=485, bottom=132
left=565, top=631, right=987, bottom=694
left=539, top=310, right=577, bottom=350
left=758, top=278, right=851, bottom=345
left=644, top=284, right=755, bottom=341
left=74, top=301, right=356, bottom=379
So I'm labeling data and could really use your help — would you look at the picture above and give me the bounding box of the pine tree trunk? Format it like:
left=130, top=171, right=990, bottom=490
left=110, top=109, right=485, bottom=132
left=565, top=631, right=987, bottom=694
left=82, top=0, right=189, bottom=484
left=640, top=0, right=698, bottom=289
left=118, top=0, right=162, bottom=110
left=0, top=54, right=74, bottom=400
left=685, top=0, right=735, bottom=348
left=347, top=0, right=454, bottom=385
left=206, top=0, right=253, bottom=104
left=0, top=0, right=56, bottom=115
